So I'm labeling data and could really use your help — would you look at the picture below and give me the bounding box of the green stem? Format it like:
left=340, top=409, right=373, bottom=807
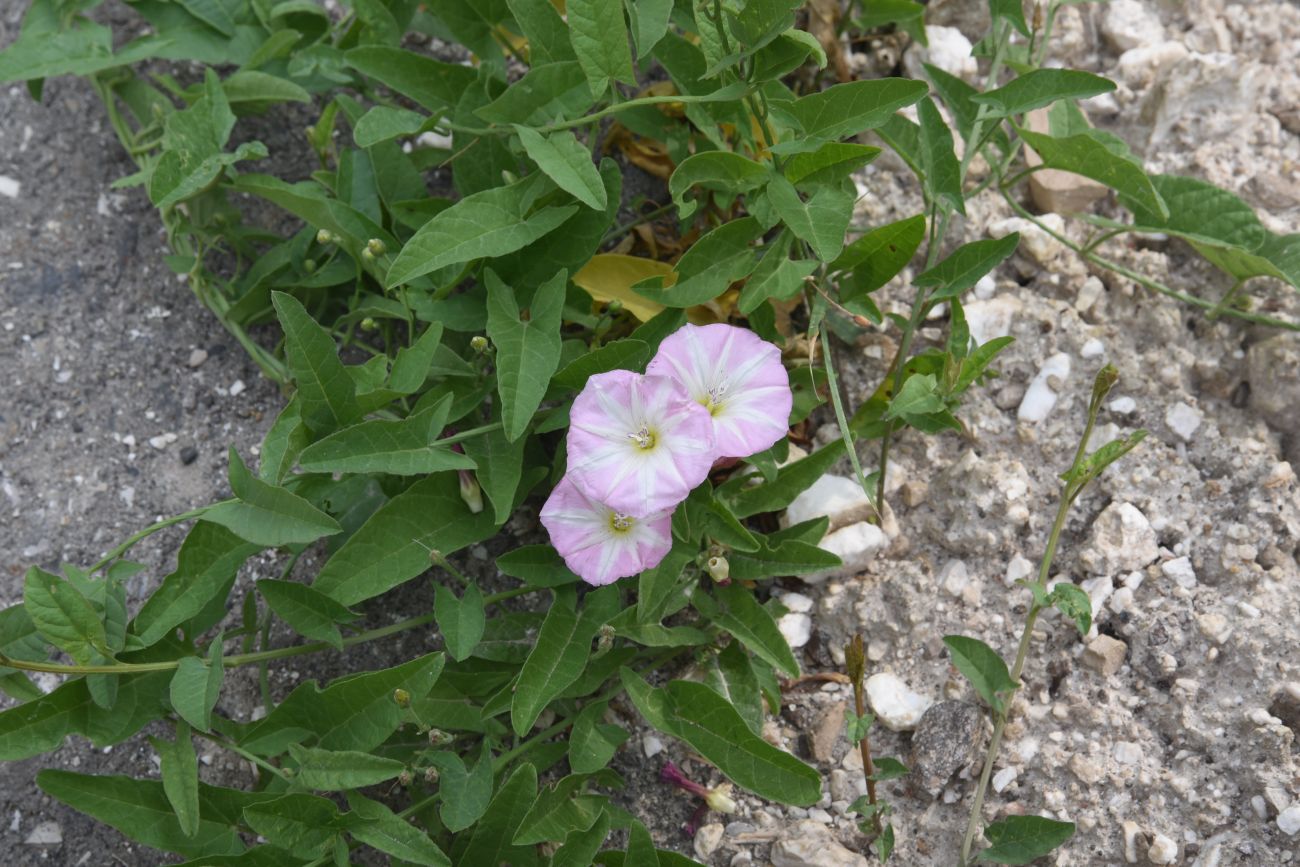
left=819, top=326, right=877, bottom=512
left=194, top=727, right=291, bottom=783
left=604, top=201, right=676, bottom=244
left=439, top=91, right=751, bottom=139
left=1206, top=278, right=1247, bottom=320
left=88, top=503, right=224, bottom=574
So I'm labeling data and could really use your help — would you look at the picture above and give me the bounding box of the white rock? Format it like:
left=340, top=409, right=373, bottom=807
left=865, top=672, right=932, bottom=732
left=1117, top=41, right=1189, bottom=88
left=1147, top=52, right=1260, bottom=146
left=1148, top=832, right=1178, bottom=864
left=939, top=560, right=969, bottom=596
left=188, top=348, right=208, bottom=367
left=918, top=26, right=976, bottom=81
left=23, top=821, right=62, bottom=845
left=1004, top=554, right=1034, bottom=588
left=783, top=474, right=874, bottom=530
left=1101, top=0, right=1165, bottom=51
left=1109, top=396, right=1137, bottom=414
left=772, top=820, right=869, bottom=867
left=1018, top=353, right=1071, bottom=423
left=1165, top=402, right=1203, bottom=441
left=416, top=130, right=454, bottom=149
left=1075, top=276, right=1105, bottom=312
left=229, top=379, right=247, bottom=396
left=1122, top=820, right=1142, bottom=863
left=0, top=175, right=20, bottom=199
left=1278, top=805, right=1300, bottom=836
left=695, top=822, right=725, bottom=860
left=148, top=432, right=177, bottom=450
left=1160, top=556, right=1196, bottom=588
left=1080, top=575, right=1114, bottom=619
left=119, top=486, right=135, bottom=508
left=1113, top=741, right=1142, bottom=764
left=801, top=522, right=887, bottom=583
left=1080, top=338, right=1105, bottom=359
left=1081, top=502, right=1159, bottom=574
left=974, top=274, right=996, bottom=299
left=642, top=734, right=664, bottom=758
left=779, top=612, right=813, bottom=649
left=964, top=297, right=1021, bottom=345
left=992, top=766, right=1018, bottom=793
left=780, top=592, right=814, bottom=614
left=989, top=215, right=1066, bottom=265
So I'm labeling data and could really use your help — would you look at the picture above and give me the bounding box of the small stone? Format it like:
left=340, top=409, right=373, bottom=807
left=642, top=734, right=664, bottom=758
left=778, top=612, right=812, bottom=649
left=916, top=26, right=976, bottom=81
left=964, top=297, right=1021, bottom=345
left=1075, top=276, right=1105, bottom=312
left=229, top=379, right=246, bottom=397
left=771, top=820, right=869, bottom=867
left=939, top=559, right=969, bottom=597
left=1148, top=832, right=1178, bottom=864
left=829, top=769, right=859, bottom=803
left=1109, top=396, right=1137, bottom=414
left=1081, top=502, right=1158, bottom=574
left=991, top=766, right=1018, bottom=793
left=148, top=432, right=177, bottom=450
left=1247, top=335, right=1300, bottom=435
left=1101, top=0, right=1165, bottom=51
left=811, top=701, right=847, bottom=764
left=900, top=480, right=929, bottom=508
left=801, top=522, right=887, bottom=583
left=187, top=348, right=208, bottom=367
left=989, top=215, right=1066, bottom=266
left=1083, top=634, right=1128, bottom=676
left=0, top=175, right=20, bottom=199
left=1003, top=554, right=1034, bottom=588
left=180, top=445, right=199, bottom=465
left=1196, top=612, right=1232, bottom=645
left=784, top=475, right=875, bottom=530
left=1069, top=754, right=1104, bottom=785
left=1080, top=338, right=1105, bottom=359
left=694, top=822, right=725, bottom=859
left=1023, top=109, right=1108, bottom=214
left=1121, top=820, right=1142, bottom=863
left=1278, top=805, right=1300, bottom=836
left=23, top=821, right=62, bottom=845
left=866, top=672, right=932, bottom=732
left=1113, top=741, right=1142, bottom=765
left=1165, top=402, right=1203, bottom=441
left=910, top=701, right=982, bottom=797
left=1018, top=353, right=1071, bottom=423
left=780, top=592, right=813, bottom=613
left=974, top=274, right=996, bottom=299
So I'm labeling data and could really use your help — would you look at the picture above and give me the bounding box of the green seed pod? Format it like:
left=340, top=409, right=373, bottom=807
left=393, top=688, right=411, bottom=707
left=315, top=229, right=334, bottom=245
left=361, top=317, right=378, bottom=332
left=366, top=238, right=387, bottom=256
left=470, top=335, right=490, bottom=353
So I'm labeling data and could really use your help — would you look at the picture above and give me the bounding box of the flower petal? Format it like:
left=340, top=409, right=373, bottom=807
left=539, top=477, right=673, bottom=586
left=647, top=323, right=792, bottom=459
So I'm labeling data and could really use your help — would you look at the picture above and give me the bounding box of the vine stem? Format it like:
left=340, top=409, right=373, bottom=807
left=437, top=90, right=751, bottom=139
left=87, top=503, right=227, bottom=575
left=0, top=586, right=536, bottom=676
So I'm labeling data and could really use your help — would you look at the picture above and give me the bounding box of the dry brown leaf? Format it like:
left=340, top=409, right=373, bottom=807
left=808, top=0, right=851, bottom=82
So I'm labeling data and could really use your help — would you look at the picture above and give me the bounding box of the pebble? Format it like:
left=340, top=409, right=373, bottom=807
left=964, top=297, right=1021, bottom=345
left=1003, top=554, right=1034, bottom=588
left=866, top=672, right=932, bottom=732
left=989, top=215, right=1066, bottom=265
left=992, top=766, right=1019, bottom=793
left=229, top=379, right=246, bottom=397
left=180, top=445, right=199, bottom=465
left=910, top=701, right=982, bottom=796
left=811, top=701, right=847, bottom=764
left=939, top=559, right=969, bottom=596
left=784, top=475, right=875, bottom=530
left=1122, top=820, right=1142, bottom=863
left=1278, top=805, right=1300, bottom=836
left=187, top=348, right=208, bottom=367
left=1102, top=0, right=1166, bottom=51
left=23, top=821, right=61, bottom=845
left=1081, top=502, right=1158, bottom=574
left=1148, top=832, right=1178, bottom=864
left=802, top=522, right=887, bottom=583
left=974, top=274, right=996, bottom=299
left=1195, top=612, right=1232, bottom=645
left=1083, top=634, right=1128, bottom=676
left=778, top=612, right=812, bottom=649
left=642, top=734, right=664, bottom=758
left=1109, top=396, right=1137, bottom=414
left=1018, top=353, right=1071, bottom=423
left=771, top=820, right=869, bottom=867
left=918, top=26, right=977, bottom=80
left=1075, top=275, right=1105, bottom=312
left=148, top=432, right=178, bottom=450
left=780, top=592, right=813, bottom=613
left=1069, top=754, right=1103, bottom=785
left=694, top=822, right=725, bottom=859
left=1113, top=741, right=1142, bottom=765
left=0, top=175, right=20, bottom=199
left=1080, top=338, right=1105, bottom=358
left=1247, top=334, right=1300, bottom=433
left=1165, top=401, right=1203, bottom=440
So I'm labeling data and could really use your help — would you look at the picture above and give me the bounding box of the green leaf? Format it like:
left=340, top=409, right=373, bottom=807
left=271, top=291, right=361, bottom=436
left=435, top=582, right=486, bottom=662
left=569, top=699, right=629, bottom=774
left=390, top=322, right=446, bottom=394
left=512, top=587, right=608, bottom=735
left=257, top=579, right=358, bottom=650
left=833, top=214, right=926, bottom=301
left=39, top=770, right=247, bottom=858
left=567, top=0, right=635, bottom=97
left=775, top=78, right=929, bottom=147
left=705, top=640, right=765, bottom=734
left=1061, top=430, right=1148, bottom=487
left=636, top=217, right=764, bottom=307
left=955, top=336, right=1016, bottom=394
left=203, top=448, right=342, bottom=547
left=884, top=372, right=944, bottom=421
left=428, top=743, right=494, bottom=832
left=496, top=545, right=581, bottom=587
left=313, top=473, right=497, bottom=606
left=296, top=402, right=471, bottom=476
left=507, top=0, right=575, bottom=65
left=737, top=256, right=817, bottom=315
left=989, top=0, right=1030, bottom=36
left=0, top=5, right=163, bottom=85
left=221, top=70, right=311, bottom=106
left=971, top=69, right=1116, bottom=118
left=459, top=763, right=541, bottom=866
left=0, top=672, right=169, bottom=760
left=554, top=338, right=651, bottom=390
left=942, top=635, right=1018, bottom=712
left=288, top=744, right=405, bottom=790
left=243, top=793, right=340, bottom=859
left=727, top=536, right=841, bottom=580
left=176, top=0, right=236, bottom=36
left=625, top=821, right=660, bottom=867
left=477, top=61, right=597, bottom=126
left=1046, top=583, right=1092, bottom=637
left=698, top=584, right=799, bottom=677
left=917, top=96, right=964, bottom=216
left=914, top=234, right=1020, bottom=301
left=486, top=268, right=567, bottom=441
left=240, top=653, right=444, bottom=753
left=764, top=175, right=855, bottom=262
left=515, top=126, right=608, bottom=210
left=258, top=397, right=309, bottom=484
left=514, top=774, right=608, bottom=844
left=153, top=723, right=201, bottom=838
left=621, top=672, right=822, bottom=805
left=23, top=567, right=109, bottom=665
left=668, top=151, right=771, bottom=219
left=344, top=46, right=478, bottom=113
left=1017, top=125, right=1166, bottom=218
left=386, top=177, right=577, bottom=287
left=353, top=105, right=428, bottom=148
left=721, top=441, right=844, bottom=518
left=169, top=639, right=224, bottom=733
left=870, top=756, right=910, bottom=781
left=626, top=0, right=673, bottom=56
left=344, top=794, right=451, bottom=866
left=462, top=423, right=530, bottom=524
left=554, top=810, right=613, bottom=867
left=1122, top=174, right=1266, bottom=254
left=785, top=142, right=881, bottom=187
left=979, top=816, right=1076, bottom=865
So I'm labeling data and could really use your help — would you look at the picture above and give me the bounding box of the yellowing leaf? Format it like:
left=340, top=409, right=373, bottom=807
left=573, top=254, right=673, bottom=321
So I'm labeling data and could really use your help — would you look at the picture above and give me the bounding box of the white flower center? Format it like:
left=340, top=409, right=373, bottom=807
left=701, top=381, right=729, bottom=416
left=627, top=425, right=656, bottom=450
left=609, top=512, right=635, bottom=533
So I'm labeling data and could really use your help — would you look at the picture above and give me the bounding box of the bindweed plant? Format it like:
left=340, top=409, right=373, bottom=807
left=0, top=0, right=1294, bottom=864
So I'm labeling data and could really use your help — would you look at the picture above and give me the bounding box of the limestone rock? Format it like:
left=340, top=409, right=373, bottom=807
left=1018, top=353, right=1072, bottom=423
left=801, top=522, right=888, bottom=583
left=866, top=672, right=932, bottom=732
left=1023, top=109, right=1108, bottom=214
left=1080, top=502, right=1159, bottom=574
left=772, top=820, right=869, bottom=867
left=1101, top=0, right=1165, bottom=51
left=1083, top=634, right=1129, bottom=676
left=1248, top=334, right=1300, bottom=434
left=910, top=701, right=982, bottom=797
left=784, top=474, right=875, bottom=531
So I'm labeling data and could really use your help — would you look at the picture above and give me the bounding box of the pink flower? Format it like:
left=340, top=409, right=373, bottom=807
left=647, top=323, right=792, bottom=460
left=565, top=370, right=716, bottom=518
left=539, top=476, right=673, bottom=586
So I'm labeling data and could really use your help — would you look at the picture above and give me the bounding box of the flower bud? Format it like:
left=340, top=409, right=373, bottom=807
left=361, top=317, right=378, bottom=332
left=427, top=728, right=453, bottom=747
left=366, top=238, right=387, bottom=256
left=303, top=258, right=317, bottom=273
left=596, top=624, right=615, bottom=653
left=705, top=556, right=730, bottom=583
left=281, top=766, right=296, bottom=778
left=393, top=688, right=411, bottom=707
left=606, top=299, right=623, bottom=314
left=458, top=470, right=484, bottom=514
left=501, top=170, right=518, bottom=184
left=316, top=229, right=334, bottom=245
left=398, top=769, right=413, bottom=786
left=361, top=247, right=375, bottom=262
left=470, top=335, right=490, bottom=353
left=424, top=766, right=440, bottom=784
left=705, top=782, right=738, bottom=814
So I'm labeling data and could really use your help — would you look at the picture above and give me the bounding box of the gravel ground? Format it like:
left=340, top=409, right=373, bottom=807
left=2, top=1, right=1299, bottom=866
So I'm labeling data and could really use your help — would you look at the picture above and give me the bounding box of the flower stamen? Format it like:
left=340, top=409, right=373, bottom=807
left=609, top=512, right=635, bottom=533
left=627, top=425, right=656, bottom=450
